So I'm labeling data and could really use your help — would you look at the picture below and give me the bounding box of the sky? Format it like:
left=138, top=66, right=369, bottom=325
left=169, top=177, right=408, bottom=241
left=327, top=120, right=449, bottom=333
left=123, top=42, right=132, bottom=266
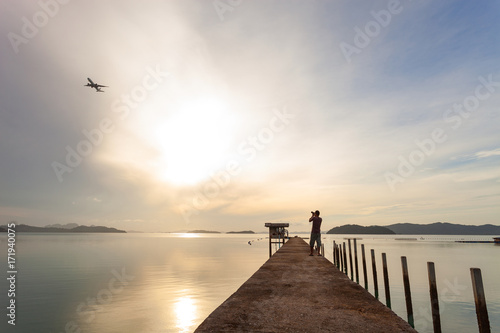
left=0, top=0, right=499, bottom=232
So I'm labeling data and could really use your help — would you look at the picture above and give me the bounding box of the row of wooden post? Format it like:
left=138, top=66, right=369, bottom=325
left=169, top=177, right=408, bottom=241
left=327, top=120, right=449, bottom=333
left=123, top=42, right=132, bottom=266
left=332, top=239, right=491, bottom=333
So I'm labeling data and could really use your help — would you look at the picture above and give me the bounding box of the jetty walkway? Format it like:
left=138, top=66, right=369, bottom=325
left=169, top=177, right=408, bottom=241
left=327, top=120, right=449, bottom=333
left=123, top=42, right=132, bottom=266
left=195, top=236, right=416, bottom=332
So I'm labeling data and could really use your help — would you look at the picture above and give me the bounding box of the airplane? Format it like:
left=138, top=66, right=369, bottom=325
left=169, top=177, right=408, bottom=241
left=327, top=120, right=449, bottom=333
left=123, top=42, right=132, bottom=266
left=85, top=78, right=108, bottom=92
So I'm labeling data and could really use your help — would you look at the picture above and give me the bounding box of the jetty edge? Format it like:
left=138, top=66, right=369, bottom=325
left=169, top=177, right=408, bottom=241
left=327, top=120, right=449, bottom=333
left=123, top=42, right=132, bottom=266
left=195, top=237, right=416, bottom=332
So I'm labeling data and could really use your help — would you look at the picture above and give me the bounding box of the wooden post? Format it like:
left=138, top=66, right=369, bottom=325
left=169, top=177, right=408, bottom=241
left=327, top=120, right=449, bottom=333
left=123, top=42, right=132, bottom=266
left=382, top=253, right=391, bottom=309
left=470, top=268, right=491, bottom=333
left=337, top=244, right=342, bottom=269
left=333, top=243, right=336, bottom=265
left=343, top=242, right=348, bottom=275
left=361, top=244, right=368, bottom=290
left=401, top=256, right=414, bottom=328
left=348, top=239, right=353, bottom=281
left=337, top=244, right=342, bottom=271
left=268, top=228, right=272, bottom=258
left=321, top=243, right=324, bottom=257
left=427, top=262, right=441, bottom=333
left=333, top=241, right=336, bottom=266
left=339, top=244, right=344, bottom=272
left=371, top=249, right=378, bottom=299
left=335, top=244, right=339, bottom=268
left=354, top=238, right=359, bottom=284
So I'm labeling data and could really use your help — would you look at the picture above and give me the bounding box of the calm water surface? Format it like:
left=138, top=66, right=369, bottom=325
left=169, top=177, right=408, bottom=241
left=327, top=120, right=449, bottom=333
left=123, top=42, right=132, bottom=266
left=0, top=233, right=499, bottom=332
left=0, top=233, right=269, bottom=333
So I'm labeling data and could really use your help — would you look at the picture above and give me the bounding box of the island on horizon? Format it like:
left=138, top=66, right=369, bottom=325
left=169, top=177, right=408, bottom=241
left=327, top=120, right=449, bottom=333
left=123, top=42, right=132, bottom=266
left=326, top=222, right=500, bottom=235
left=327, top=224, right=395, bottom=235
left=0, top=223, right=126, bottom=233
left=226, top=230, right=255, bottom=234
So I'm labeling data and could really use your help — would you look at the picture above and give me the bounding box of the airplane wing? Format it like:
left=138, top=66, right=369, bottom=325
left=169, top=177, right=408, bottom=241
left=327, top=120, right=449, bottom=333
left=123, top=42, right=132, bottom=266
left=96, top=84, right=108, bottom=88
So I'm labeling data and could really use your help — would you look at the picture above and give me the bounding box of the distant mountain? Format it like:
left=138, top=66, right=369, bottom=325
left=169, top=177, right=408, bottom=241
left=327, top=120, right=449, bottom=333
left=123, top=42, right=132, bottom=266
left=1, top=224, right=68, bottom=232
left=326, top=224, right=395, bottom=234
left=44, top=223, right=79, bottom=229
left=227, top=230, right=255, bottom=234
left=70, top=225, right=126, bottom=233
left=387, top=222, right=500, bottom=235
left=0, top=224, right=126, bottom=233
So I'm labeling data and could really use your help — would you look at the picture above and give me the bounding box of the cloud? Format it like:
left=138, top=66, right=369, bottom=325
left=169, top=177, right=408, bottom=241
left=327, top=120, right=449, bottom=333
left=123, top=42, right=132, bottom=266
left=475, top=148, right=500, bottom=159
left=1, top=0, right=499, bottom=231
left=452, top=148, right=500, bottom=162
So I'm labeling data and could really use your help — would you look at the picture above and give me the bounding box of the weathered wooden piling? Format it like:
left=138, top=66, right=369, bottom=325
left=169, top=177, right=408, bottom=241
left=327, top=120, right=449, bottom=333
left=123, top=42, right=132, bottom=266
left=371, top=249, right=379, bottom=299
left=361, top=244, right=368, bottom=290
left=339, top=243, right=343, bottom=272
left=195, top=237, right=417, bottom=332
left=470, top=268, right=491, bottom=333
left=336, top=244, right=340, bottom=269
left=348, top=238, right=354, bottom=281
left=333, top=241, right=336, bottom=266
left=382, top=252, right=391, bottom=309
left=401, top=256, right=414, bottom=328
left=427, top=262, right=442, bottom=333
left=335, top=244, right=340, bottom=269
left=354, top=238, right=359, bottom=284
left=343, top=242, right=347, bottom=275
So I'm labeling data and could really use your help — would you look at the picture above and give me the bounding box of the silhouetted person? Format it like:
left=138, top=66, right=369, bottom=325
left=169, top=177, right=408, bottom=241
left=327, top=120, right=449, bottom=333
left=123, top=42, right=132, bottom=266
left=309, top=210, right=322, bottom=256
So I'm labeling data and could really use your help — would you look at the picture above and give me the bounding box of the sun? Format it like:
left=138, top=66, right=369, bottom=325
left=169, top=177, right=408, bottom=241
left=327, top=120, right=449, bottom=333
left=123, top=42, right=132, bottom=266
left=151, top=96, right=238, bottom=186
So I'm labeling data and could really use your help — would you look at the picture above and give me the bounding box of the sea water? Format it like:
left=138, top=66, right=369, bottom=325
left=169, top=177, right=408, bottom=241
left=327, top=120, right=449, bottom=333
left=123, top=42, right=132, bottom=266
left=0, top=233, right=498, bottom=332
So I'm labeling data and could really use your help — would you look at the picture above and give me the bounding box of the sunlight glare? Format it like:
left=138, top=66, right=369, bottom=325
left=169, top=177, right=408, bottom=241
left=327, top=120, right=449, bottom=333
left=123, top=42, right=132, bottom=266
left=177, top=233, right=201, bottom=238
left=174, top=295, right=198, bottom=333
left=152, top=96, right=237, bottom=185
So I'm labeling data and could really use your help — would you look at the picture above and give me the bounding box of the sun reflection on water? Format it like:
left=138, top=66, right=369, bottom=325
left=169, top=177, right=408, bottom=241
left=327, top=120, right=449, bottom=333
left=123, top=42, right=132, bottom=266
left=177, top=233, right=201, bottom=238
left=174, top=294, right=198, bottom=332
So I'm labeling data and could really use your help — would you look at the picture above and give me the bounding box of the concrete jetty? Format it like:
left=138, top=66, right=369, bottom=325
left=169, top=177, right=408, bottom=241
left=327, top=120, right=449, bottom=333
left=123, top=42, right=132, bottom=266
left=195, top=237, right=417, bottom=332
